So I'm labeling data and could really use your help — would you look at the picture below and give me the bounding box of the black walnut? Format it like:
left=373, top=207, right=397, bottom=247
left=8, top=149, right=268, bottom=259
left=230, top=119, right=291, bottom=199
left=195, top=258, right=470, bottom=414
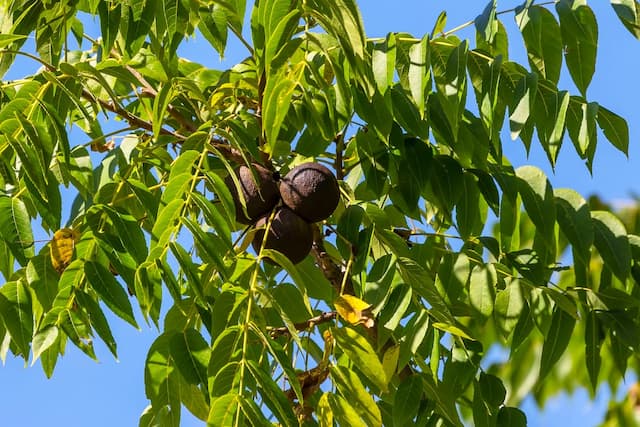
left=279, top=162, right=340, bottom=223
left=252, top=207, right=314, bottom=264
left=225, top=163, right=280, bottom=224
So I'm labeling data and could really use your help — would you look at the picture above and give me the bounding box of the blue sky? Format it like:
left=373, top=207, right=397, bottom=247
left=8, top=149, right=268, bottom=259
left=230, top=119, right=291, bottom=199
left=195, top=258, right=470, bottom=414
left=1, top=1, right=639, bottom=426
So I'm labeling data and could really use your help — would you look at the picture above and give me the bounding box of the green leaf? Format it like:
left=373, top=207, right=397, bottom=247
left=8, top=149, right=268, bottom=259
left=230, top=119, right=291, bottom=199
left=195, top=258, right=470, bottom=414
left=192, top=193, right=233, bottom=249
left=539, top=305, right=576, bottom=383
left=262, top=63, right=304, bottom=149
left=0, top=196, right=34, bottom=265
left=207, top=394, right=238, bottom=426
left=390, top=85, right=429, bottom=139
left=169, top=329, right=210, bottom=386
left=161, top=172, right=193, bottom=205
left=397, top=257, right=452, bottom=323
left=479, top=372, right=506, bottom=408
left=32, top=325, right=59, bottom=364
left=12, top=112, right=49, bottom=193
left=509, top=72, right=538, bottom=141
left=408, top=35, right=430, bottom=117
left=327, top=393, right=367, bottom=427
left=84, top=261, right=138, bottom=328
left=611, top=0, right=640, bottom=40
left=470, top=264, right=496, bottom=320
left=0, top=281, right=32, bottom=358
left=101, top=206, right=149, bottom=263
left=496, top=407, right=527, bottom=427
left=26, top=253, right=58, bottom=325
left=585, top=310, right=603, bottom=392
left=372, top=33, right=396, bottom=95
left=516, top=166, right=556, bottom=254
left=199, top=5, right=229, bottom=55
left=152, top=82, right=175, bottom=139
left=0, top=34, right=28, bottom=48
left=431, top=11, right=448, bottom=36
left=149, top=198, right=184, bottom=256
left=515, top=5, right=563, bottom=84
left=209, top=326, right=241, bottom=381
left=98, top=1, right=120, bottom=55
left=554, top=189, right=593, bottom=264
left=74, top=290, right=118, bottom=358
left=393, top=374, right=423, bottom=426
left=475, top=1, right=498, bottom=43
left=263, top=3, right=300, bottom=72
left=332, top=326, right=388, bottom=392
left=494, top=279, right=524, bottom=338
left=145, top=333, right=181, bottom=427
left=246, top=360, right=298, bottom=426
left=556, top=1, right=598, bottom=96
left=421, top=370, right=464, bottom=427
left=58, top=307, right=97, bottom=360
left=538, top=89, right=570, bottom=165
left=597, top=105, right=629, bottom=155
left=472, top=380, right=493, bottom=427
left=428, top=155, right=464, bottom=216
left=432, top=39, right=468, bottom=138
left=457, top=172, right=487, bottom=239
left=317, top=393, right=333, bottom=426
left=591, top=210, right=631, bottom=281
left=566, top=99, right=598, bottom=171
left=331, top=365, right=381, bottom=426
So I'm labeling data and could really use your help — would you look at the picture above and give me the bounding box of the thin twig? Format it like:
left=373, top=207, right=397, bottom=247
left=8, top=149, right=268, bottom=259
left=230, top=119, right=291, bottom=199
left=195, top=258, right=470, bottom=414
left=268, top=311, right=337, bottom=338
left=81, top=88, right=188, bottom=140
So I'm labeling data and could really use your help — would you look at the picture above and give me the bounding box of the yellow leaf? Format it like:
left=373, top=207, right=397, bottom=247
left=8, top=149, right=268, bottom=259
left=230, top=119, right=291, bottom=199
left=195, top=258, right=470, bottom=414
left=334, top=295, right=375, bottom=328
left=50, top=228, right=80, bottom=274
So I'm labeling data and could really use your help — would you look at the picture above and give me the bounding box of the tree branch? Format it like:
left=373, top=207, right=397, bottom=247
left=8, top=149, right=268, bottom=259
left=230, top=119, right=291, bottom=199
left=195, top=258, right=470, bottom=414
left=310, top=225, right=354, bottom=296
left=268, top=311, right=337, bottom=338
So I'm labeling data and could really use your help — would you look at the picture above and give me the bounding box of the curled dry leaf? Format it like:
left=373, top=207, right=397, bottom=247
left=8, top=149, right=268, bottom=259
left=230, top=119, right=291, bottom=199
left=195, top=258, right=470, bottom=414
left=90, top=139, right=116, bottom=153
left=334, top=294, right=375, bottom=328
left=50, top=228, right=80, bottom=274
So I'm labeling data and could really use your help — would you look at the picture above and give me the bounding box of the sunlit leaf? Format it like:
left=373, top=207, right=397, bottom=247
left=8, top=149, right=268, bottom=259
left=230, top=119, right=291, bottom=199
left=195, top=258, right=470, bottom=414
left=333, top=326, right=388, bottom=392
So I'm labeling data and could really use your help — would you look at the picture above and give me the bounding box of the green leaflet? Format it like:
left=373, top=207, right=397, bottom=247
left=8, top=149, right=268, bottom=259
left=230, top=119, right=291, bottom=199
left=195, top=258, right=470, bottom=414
left=246, top=360, right=298, bottom=426
left=591, top=210, right=631, bottom=281
left=74, top=290, right=118, bottom=358
left=408, top=34, right=430, bottom=117
left=538, top=305, right=576, bottom=384
left=494, top=279, right=525, bottom=339
left=515, top=4, right=563, bottom=84
left=597, top=105, right=629, bottom=155
left=0, top=196, right=34, bottom=265
left=144, top=333, right=182, bottom=427
left=0, top=281, right=32, bottom=358
left=585, top=310, right=603, bottom=392
left=515, top=166, right=556, bottom=257
left=470, top=264, right=497, bottom=321
left=332, top=326, right=388, bottom=392
left=393, top=374, right=423, bottom=426
left=327, top=393, right=367, bottom=427
left=556, top=0, right=598, bottom=97
left=84, top=261, right=138, bottom=328
left=372, top=33, right=396, bottom=95
left=331, top=365, right=382, bottom=426
left=262, top=62, right=304, bottom=150
left=611, top=0, right=640, bottom=40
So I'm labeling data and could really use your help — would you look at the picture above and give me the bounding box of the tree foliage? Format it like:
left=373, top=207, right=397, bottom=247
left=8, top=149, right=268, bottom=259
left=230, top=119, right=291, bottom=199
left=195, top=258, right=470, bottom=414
left=1, top=0, right=639, bottom=425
